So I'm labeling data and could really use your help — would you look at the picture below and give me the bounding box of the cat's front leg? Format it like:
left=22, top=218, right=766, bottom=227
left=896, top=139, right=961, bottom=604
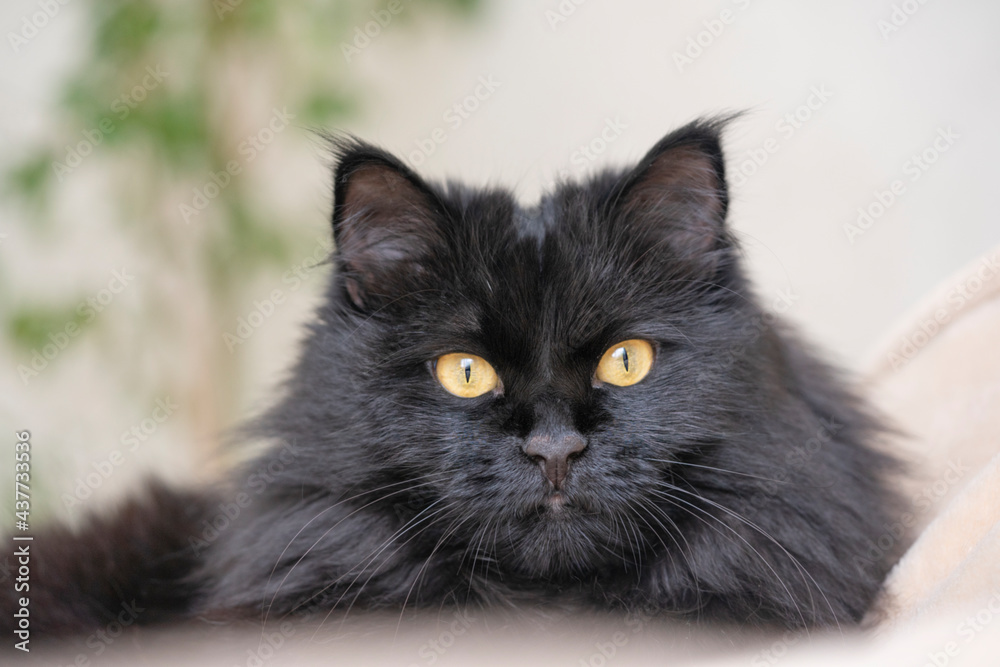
left=628, top=495, right=877, bottom=629
left=196, top=493, right=463, bottom=621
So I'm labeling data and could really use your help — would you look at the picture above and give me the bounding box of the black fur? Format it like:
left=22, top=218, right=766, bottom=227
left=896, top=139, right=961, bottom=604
left=1, top=483, right=212, bottom=637
left=3, top=117, right=902, bottom=637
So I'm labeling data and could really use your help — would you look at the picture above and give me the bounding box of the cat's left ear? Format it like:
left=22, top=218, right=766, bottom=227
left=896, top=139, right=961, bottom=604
left=611, top=117, right=734, bottom=270
left=330, top=139, right=445, bottom=310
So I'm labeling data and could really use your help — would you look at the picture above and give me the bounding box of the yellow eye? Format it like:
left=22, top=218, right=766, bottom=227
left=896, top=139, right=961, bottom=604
left=435, top=353, right=499, bottom=398
left=595, top=339, right=654, bottom=387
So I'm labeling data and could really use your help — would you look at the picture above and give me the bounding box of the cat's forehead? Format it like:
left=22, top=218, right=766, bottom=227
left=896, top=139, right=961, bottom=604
left=511, top=196, right=559, bottom=247
left=451, top=192, right=641, bottom=354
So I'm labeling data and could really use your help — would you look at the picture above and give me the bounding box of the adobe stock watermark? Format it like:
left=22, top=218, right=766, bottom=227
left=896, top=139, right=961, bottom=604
left=843, top=126, right=958, bottom=244
left=51, top=65, right=169, bottom=182
left=747, top=417, right=843, bottom=511
left=750, top=628, right=803, bottom=667
left=852, top=458, right=969, bottom=571
left=578, top=610, right=651, bottom=667
left=404, top=75, right=501, bottom=168
left=718, top=287, right=799, bottom=372
left=544, top=0, right=590, bottom=31
left=548, top=116, right=628, bottom=185
left=68, top=599, right=145, bottom=664
left=16, top=268, right=136, bottom=385
left=877, top=0, right=933, bottom=40
left=188, top=443, right=300, bottom=555
left=407, top=610, right=477, bottom=666
left=921, top=588, right=1000, bottom=667
left=179, top=107, right=296, bottom=224
left=213, top=0, right=244, bottom=20
left=237, top=621, right=296, bottom=667
left=340, top=0, right=414, bottom=63
left=7, top=0, right=72, bottom=54
left=886, top=251, right=1000, bottom=370
left=60, top=396, right=179, bottom=512
left=728, top=85, right=833, bottom=188
left=222, top=235, right=332, bottom=352
left=671, top=0, right=754, bottom=73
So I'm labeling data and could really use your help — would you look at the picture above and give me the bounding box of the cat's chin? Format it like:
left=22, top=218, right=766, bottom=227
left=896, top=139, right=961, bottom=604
left=499, top=503, right=624, bottom=578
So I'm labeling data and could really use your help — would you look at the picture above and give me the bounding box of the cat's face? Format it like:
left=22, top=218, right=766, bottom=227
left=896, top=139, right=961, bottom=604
left=287, top=120, right=758, bottom=579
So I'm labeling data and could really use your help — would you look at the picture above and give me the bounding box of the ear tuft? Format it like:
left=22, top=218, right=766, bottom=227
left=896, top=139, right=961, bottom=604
left=613, top=115, right=738, bottom=266
left=328, top=137, right=444, bottom=310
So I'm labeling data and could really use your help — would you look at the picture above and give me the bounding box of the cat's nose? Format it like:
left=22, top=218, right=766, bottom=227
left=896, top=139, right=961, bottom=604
left=524, top=430, right=587, bottom=490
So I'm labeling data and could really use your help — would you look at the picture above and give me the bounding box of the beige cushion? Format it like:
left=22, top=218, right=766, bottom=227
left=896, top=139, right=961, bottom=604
left=865, top=245, right=1000, bottom=627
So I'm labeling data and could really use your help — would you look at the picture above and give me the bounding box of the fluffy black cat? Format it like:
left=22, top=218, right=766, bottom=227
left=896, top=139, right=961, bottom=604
left=3, top=117, right=902, bottom=639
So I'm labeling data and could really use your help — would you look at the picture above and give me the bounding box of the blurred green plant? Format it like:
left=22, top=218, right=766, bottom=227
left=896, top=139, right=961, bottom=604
left=3, top=0, right=482, bottom=474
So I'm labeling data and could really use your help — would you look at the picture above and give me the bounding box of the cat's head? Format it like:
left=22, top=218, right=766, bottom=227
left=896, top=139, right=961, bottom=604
left=268, top=117, right=766, bottom=579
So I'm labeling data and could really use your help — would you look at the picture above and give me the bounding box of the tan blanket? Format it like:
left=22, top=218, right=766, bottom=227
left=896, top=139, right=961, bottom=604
left=863, top=244, right=1000, bottom=634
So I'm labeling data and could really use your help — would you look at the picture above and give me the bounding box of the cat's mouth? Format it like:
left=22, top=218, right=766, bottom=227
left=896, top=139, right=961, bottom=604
left=537, top=488, right=601, bottom=515
left=544, top=491, right=569, bottom=512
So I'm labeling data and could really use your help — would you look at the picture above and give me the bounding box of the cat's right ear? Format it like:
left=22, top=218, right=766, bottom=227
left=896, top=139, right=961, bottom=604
left=330, top=139, right=445, bottom=310
left=608, top=115, right=739, bottom=276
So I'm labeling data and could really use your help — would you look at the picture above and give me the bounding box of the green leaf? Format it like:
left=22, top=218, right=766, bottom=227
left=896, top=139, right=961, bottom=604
left=299, top=90, right=358, bottom=124
left=91, top=0, right=164, bottom=60
left=4, top=153, right=56, bottom=221
left=7, top=305, right=91, bottom=352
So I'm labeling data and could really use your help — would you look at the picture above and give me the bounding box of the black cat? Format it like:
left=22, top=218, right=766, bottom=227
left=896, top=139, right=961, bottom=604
left=3, top=117, right=902, bottom=639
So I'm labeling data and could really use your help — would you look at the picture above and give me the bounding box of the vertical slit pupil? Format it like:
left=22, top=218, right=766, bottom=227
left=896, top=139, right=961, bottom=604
left=622, top=347, right=629, bottom=372
left=462, top=359, right=472, bottom=383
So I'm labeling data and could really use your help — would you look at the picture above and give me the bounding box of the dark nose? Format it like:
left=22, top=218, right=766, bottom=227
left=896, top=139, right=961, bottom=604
left=524, top=429, right=587, bottom=490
